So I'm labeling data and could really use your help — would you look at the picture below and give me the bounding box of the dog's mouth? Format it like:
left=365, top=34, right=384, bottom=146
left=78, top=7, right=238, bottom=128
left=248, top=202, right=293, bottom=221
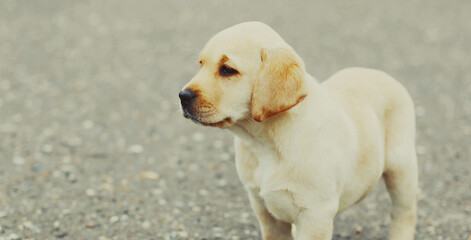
left=183, top=110, right=232, bottom=128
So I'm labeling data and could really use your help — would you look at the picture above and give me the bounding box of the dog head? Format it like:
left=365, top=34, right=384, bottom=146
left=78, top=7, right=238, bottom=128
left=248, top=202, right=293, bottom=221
left=179, top=22, right=307, bottom=128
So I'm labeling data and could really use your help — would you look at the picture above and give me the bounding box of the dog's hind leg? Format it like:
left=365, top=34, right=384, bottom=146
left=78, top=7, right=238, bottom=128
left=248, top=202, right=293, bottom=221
left=383, top=164, right=417, bottom=240
left=383, top=99, right=418, bottom=240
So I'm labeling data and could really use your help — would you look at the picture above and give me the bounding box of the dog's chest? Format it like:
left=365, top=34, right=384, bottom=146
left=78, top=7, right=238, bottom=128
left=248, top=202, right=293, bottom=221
left=260, top=188, right=301, bottom=223
left=233, top=131, right=304, bottom=222
left=245, top=143, right=279, bottom=187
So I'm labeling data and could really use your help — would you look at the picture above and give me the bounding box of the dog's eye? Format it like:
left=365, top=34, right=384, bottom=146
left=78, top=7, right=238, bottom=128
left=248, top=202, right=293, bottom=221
left=219, top=65, right=238, bottom=77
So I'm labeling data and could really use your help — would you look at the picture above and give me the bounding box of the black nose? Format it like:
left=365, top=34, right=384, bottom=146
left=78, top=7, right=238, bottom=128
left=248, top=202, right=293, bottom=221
left=179, top=89, right=197, bottom=107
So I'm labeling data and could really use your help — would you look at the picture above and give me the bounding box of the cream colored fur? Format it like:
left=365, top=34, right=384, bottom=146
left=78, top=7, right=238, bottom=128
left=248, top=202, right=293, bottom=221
left=181, top=22, right=418, bottom=240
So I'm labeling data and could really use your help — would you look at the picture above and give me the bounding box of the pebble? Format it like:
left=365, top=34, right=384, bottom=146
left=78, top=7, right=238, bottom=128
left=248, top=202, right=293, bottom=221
left=86, top=188, right=97, bottom=196
left=61, top=209, right=71, bottom=216
left=68, top=137, right=83, bottom=146
left=53, top=221, right=60, bottom=230
left=101, top=183, right=113, bottom=191
left=140, top=171, right=160, bottom=180
left=188, top=163, right=199, bottom=171
left=160, top=100, right=171, bottom=110
left=55, top=232, right=68, bottom=238
left=8, top=233, right=19, bottom=240
left=60, top=164, right=75, bottom=173
left=82, top=120, right=95, bottom=129
left=42, top=144, right=53, bottom=153
left=12, top=114, right=22, bottom=122
left=416, top=106, right=426, bottom=116
left=0, top=81, right=10, bottom=90
left=62, top=156, right=72, bottom=163
left=217, top=179, right=227, bottom=186
left=221, top=153, right=231, bottom=161
left=177, top=136, right=187, bottom=144
left=199, top=189, right=209, bottom=196
left=178, top=231, right=188, bottom=238
left=240, top=212, right=251, bottom=223
left=23, top=221, right=32, bottom=227
left=142, top=221, right=151, bottom=229
left=168, top=231, right=178, bottom=238
left=52, top=170, right=62, bottom=178
left=213, top=140, right=224, bottom=148
left=110, top=216, right=119, bottom=223
left=31, top=163, right=41, bottom=172
left=151, top=188, right=163, bottom=195
left=27, top=224, right=41, bottom=233
left=192, top=132, right=205, bottom=141
left=176, top=170, right=185, bottom=179
left=86, top=223, right=96, bottom=228
left=417, top=145, right=427, bottom=155
left=128, top=144, right=143, bottom=154
left=12, top=156, right=25, bottom=165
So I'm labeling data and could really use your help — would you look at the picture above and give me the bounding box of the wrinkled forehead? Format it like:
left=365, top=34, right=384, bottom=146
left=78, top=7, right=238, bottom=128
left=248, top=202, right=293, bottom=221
left=199, top=22, right=287, bottom=64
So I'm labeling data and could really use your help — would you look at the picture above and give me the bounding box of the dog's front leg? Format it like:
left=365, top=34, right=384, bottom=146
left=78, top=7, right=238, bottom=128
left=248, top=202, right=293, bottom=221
left=246, top=188, right=293, bottom=240
left=294, top=204, right=337, bottom=240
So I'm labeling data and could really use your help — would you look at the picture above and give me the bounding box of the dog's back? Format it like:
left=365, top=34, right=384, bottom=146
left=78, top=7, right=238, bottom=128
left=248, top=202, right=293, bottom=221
left=323, top=67, right=418, bottom=239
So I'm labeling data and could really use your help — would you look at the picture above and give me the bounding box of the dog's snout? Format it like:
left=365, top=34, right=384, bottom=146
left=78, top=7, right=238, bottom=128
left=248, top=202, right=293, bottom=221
left=179, top=89, right=197, bottom=106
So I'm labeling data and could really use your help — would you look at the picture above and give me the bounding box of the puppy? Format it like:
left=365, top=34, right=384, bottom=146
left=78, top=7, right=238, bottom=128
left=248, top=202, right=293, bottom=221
left=179, top=22, right=418, bottom=240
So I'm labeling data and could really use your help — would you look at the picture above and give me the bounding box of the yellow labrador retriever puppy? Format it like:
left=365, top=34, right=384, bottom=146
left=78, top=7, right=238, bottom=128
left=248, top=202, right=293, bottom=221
left=179, top=22, right=417, bottom=240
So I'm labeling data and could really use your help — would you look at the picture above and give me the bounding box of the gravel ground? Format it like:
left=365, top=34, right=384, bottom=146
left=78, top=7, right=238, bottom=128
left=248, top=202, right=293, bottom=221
left=0, top=1, right=470, bottom=239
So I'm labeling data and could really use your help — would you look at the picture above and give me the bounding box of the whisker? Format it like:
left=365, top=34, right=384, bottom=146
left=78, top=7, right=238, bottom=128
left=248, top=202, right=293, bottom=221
left=241, top=112, right=264, bottom=133
left=243, top=113, right=256, bottom=123
left=180, top=42, right=201, bottom=54
left=167, top=102, right=184, bottom=119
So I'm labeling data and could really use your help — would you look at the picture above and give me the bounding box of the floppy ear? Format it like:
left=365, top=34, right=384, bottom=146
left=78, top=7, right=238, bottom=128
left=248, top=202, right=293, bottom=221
left=251, top=47, right=308, bottom=122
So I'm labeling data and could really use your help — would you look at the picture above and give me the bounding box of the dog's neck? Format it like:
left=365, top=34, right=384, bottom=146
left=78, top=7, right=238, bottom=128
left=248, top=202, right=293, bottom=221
left=230, top=116, right=273, bottom=144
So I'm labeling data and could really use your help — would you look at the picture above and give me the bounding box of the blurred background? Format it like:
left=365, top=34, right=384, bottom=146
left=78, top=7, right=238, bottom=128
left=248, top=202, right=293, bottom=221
left=0, top=1, right=470, bottom=239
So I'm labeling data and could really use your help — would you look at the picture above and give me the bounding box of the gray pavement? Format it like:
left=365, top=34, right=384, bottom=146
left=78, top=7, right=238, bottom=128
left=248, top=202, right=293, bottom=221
left=0, top=1, right=470, bottom=239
